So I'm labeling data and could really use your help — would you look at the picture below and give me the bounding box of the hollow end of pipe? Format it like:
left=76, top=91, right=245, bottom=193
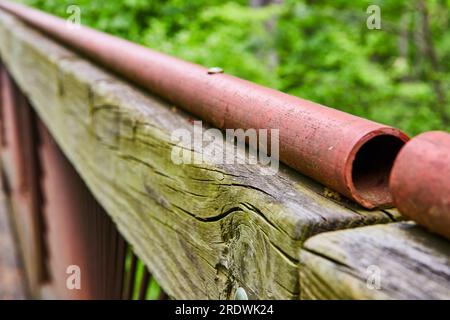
left=347, top=130, right=409, bottom=209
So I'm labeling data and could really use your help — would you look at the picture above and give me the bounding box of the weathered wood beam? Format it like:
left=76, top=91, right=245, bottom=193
left=0, top=10, right=397, bottom=299
left=299, top=222, right=450, bottom=299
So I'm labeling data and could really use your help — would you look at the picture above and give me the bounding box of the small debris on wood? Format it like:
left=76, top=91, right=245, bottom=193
left=323, top=187, right=341, bottom=201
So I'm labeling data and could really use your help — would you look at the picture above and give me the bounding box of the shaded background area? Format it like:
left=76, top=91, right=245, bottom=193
left=0, top=176, right=27, bottom=300
left=19, top=0, right=450, bottom=135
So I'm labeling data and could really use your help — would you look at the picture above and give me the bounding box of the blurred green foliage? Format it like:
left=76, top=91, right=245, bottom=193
left=19, top=0, right=450, bottom=135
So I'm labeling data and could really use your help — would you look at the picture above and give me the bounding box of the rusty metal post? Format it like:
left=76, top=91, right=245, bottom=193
left=0, top=64, right=46, bottom=297
left=0, top=1, right=409, bottom=208
left=390, top=131, right=450, bottom=240
left=37, top=120, right=125, bottom=299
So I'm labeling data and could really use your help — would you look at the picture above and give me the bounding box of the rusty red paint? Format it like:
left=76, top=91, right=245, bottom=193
left=0, top=1, right=409, bottom=208
left=0, top=65, right=46, bottom=296
left=390, top=131, right=450, bottom=240
left=38, top=120, right=127, bottom=299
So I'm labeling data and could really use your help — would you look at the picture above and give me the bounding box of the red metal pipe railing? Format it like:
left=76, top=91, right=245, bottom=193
left=0, top=1, right=409, bottom=208
left=390, top=131, right=450, bottom=240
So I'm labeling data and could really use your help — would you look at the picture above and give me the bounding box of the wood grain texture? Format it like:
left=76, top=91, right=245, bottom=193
left=0, top=11, right=397, bottom=299
left=300, top=222, right=450, bottom=299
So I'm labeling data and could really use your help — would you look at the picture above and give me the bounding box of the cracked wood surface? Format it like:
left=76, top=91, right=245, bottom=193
left=300, top=222, right=450, bottom=299
left=0, top=11, right=398, bottom=299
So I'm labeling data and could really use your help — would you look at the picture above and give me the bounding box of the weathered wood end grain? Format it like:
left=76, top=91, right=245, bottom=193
left=0, top=10, right=398, bottom=299
left=300, top=222, right=450, bottom=299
